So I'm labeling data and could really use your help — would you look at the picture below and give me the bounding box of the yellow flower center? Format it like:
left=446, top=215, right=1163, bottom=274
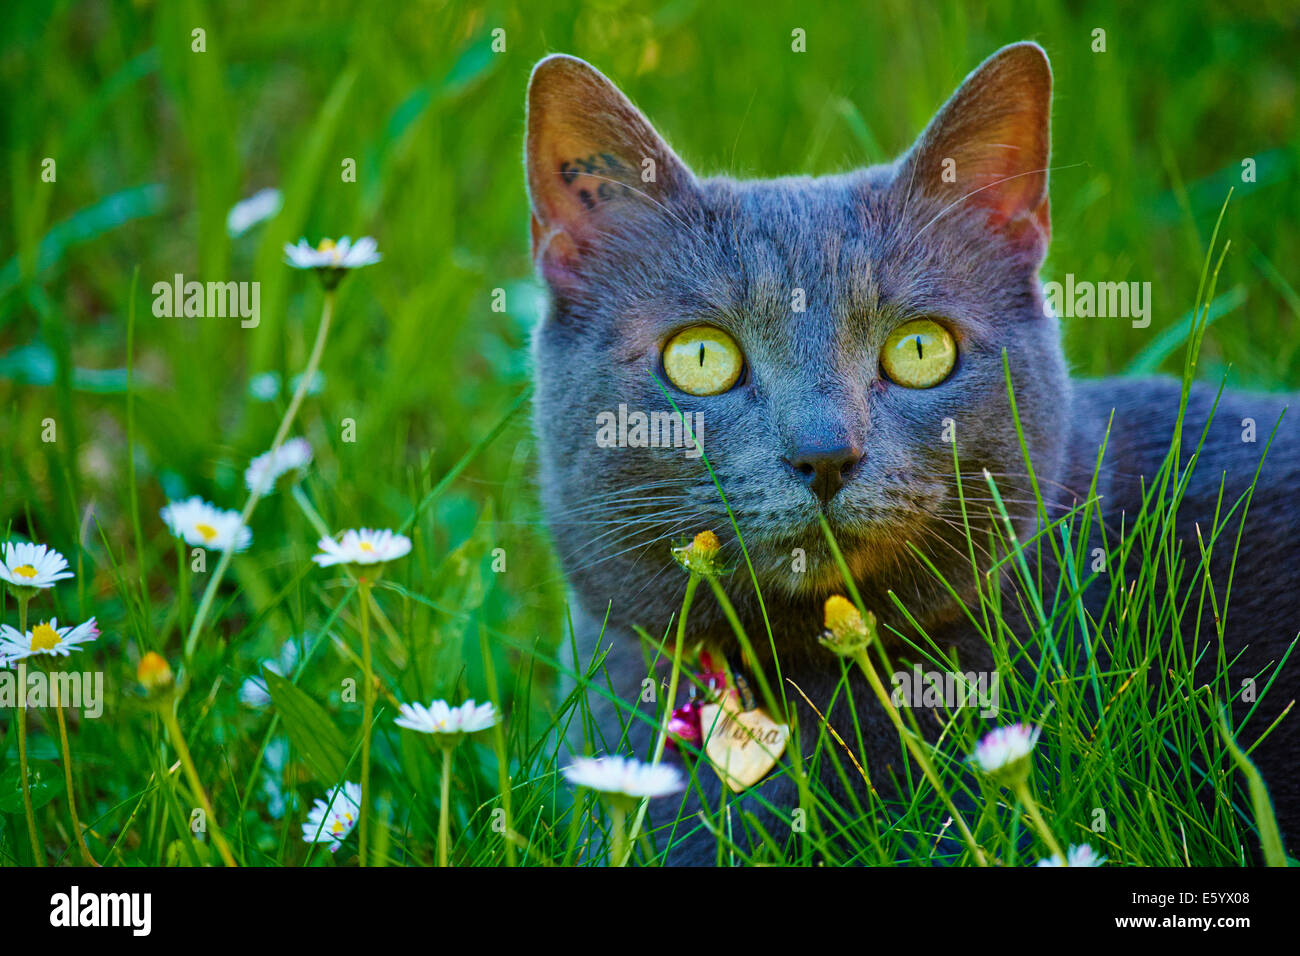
left=12, top=564, right=39, bottom=578
left=195, top=522, right=219, bottom=542
left=691, top=530, right=721, bottom=556
left=316, top=239, right=344, bottom=264
left=30, top=622, right=61, bottom=652
left=359, top=542, right=375, bottom=553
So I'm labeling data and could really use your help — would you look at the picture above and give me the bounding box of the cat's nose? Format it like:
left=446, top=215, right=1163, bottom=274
left=786, top=445, right=863, bottom=505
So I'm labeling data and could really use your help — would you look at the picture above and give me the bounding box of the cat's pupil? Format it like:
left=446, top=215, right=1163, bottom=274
left=699, top=343, right=706, bottom=367
left=914, top=336, right=924, bottom=359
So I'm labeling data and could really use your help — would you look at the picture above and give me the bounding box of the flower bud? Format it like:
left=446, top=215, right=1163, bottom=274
left=970, top=723, right=1040, bottom=788
left=820, top=595, right=875, bottom=655
left=137, top=651, right=174, bottom=697
left=671, top=530, right=723, bottom=575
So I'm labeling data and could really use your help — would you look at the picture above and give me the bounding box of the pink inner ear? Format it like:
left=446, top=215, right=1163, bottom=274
left=904, top=44, right=1052, bottom=247
left=952, top=112, right=1048, bottom=214
left=912, top=119, right=1049, bottom=252
left=531, top=214, right=585, bottom=289
left=527, top=57, right=695, bottom=263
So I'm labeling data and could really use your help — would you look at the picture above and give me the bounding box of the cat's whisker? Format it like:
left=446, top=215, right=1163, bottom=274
left=539, top=498, right=696, bottom=524
left=628, top=554, right=694, bottom=605
left=558, top=510, right=703, bottom=554
left=539, top=489, right=697, bottom=518
left=557, top=506, right=703, bottom=553
left=555, top=523, right=700, bottom=582
left=911, top=518, right=998, bottom=569
left=955, top=468, right=1090, bottom=498
left=941, top=489, right=1124, bottom=540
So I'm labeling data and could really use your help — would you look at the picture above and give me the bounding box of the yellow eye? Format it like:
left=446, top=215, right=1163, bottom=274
left=662, top=326, right=744, bottom=396
left=880, top=319, right=957, bottom=388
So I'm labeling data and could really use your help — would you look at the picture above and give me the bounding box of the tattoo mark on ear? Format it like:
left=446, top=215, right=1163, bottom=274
left=560, top=152, right=635, bottom=207
left=561, top=152, right=624, bottom=182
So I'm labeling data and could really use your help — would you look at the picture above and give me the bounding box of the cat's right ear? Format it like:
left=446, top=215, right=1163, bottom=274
left=525, top=55, right=695, bottom=288
left=894, top=42, right=1053, bottom=256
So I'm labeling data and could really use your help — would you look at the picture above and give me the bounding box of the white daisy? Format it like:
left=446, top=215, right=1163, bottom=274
left=971, top=723, right=1041, bottom=782
left=160, top=497, right=252, bottom=552
left=394, top=699, right=499, bottom=742
left=313, top=528, right=411, bottom=567
left=226, top=187, right=282, bottom=237
left=301, top=781, right=363, bottom=853
left=245, top=437, right=313, bottom=494
left=260, top=738, right=293, bottom=819
left=0, top=617, right=98, bottom=661
left=283, top=236, right=381, bottom=271
left=563, top=756, right=684, bottom=801
left=239, top=640, right=300, bottom=707
left=0, top=541, right=74, bottom=590
left=1037, top=843, right=1107, bottom=867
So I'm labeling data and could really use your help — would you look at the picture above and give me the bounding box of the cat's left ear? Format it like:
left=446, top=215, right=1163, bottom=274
left=894, top=42, right=1052, bottom=253
left=526, top=54, right=696, bottom=287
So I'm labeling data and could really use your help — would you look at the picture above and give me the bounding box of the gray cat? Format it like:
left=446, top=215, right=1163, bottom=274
left=524, top=43, right=1298, bottom=864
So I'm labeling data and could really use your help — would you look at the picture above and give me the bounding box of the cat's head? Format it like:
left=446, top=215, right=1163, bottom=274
left=526, top=43, right=1068, bottom=647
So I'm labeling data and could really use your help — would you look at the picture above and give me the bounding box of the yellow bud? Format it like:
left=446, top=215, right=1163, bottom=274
left=821, top=595, right=875, bottom=654
left=692, top=530, right=720, bottom=556
left=137, top=651, right=174, bottom=694
left=671, top=529, right=724, bottom=575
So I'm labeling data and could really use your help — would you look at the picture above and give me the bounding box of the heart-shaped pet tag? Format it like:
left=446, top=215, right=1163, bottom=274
left=699, top=700, right=790, bottom=792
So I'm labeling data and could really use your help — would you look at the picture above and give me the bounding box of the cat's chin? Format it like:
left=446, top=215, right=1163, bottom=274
left=743, top=523, right=910, bottom=598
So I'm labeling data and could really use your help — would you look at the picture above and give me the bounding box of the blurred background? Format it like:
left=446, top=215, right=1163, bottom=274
left=0, top=0, right=1297, bottom=750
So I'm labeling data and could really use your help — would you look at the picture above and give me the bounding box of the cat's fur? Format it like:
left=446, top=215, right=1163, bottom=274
left=524, top=43, right=1298, bottom=864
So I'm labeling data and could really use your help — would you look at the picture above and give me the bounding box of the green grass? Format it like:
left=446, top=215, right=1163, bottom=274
left=0, top=0, right=1297, bottom=866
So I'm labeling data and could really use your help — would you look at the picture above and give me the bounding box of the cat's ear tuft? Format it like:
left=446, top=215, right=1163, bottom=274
left=525, top=55, right=695, bottom=286
left=896, top=42, right=1052, bottom=251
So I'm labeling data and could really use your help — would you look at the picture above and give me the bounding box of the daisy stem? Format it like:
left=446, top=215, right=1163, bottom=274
left=176, top=540, right=190, bottom=635
left=849, top=645, right=988, bottom=866
left=267, top=285, right=334, bottom=475
left=54, top=701, right=98, bottom=866
left=477, top=619, right=515, bottom=865
left=438, top=745, right=453, bottom=867
left=358, top=576, right=373, bottom=867
left=15, top=594, right=44, bottom=866
left=620, top=571, right=698, bottom=866
left=182, top=289, right=335, bottom=663
left=609, top=802, right=629, bottom=868
left=290, top=483, right=332, bottom=539
left=1015, top=780, right=1065, bottom=862
left=160, top=706, right=238, bottom=867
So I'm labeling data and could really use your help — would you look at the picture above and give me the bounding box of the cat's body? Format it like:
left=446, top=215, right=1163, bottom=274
left=524, top=45, right=1298, bottom=864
